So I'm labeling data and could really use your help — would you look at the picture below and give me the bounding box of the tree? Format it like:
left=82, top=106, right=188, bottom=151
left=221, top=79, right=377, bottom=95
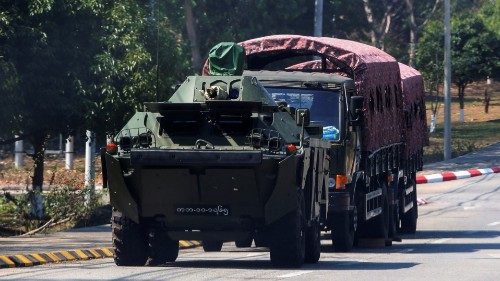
left=416, top=12, right=499, bottom=122
left=0, top=0, right=106, bottom=218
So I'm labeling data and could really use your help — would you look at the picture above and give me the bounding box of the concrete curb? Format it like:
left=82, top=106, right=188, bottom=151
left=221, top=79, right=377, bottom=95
left=0, top=241, right=201, bottom=269
left=416, top=166, right=500, bottom=184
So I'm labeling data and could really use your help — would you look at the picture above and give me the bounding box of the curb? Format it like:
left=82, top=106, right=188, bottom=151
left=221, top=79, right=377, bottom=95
left=417, top=166, right=500, bottom=184
left=0, top=241, right=201, bottom=269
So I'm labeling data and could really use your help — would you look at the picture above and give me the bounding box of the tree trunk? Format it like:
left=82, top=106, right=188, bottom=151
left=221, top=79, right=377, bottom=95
left=29, top=132, right=46, bottom=219
left=404, top=0, right=417, bottom=66
left=184, top=0, right=202, bottom=73
left=458, top=84, right=466, bottom=123
left=362, top=0, right=395, bottom=50
left=430, top=113, right=436, bottom=133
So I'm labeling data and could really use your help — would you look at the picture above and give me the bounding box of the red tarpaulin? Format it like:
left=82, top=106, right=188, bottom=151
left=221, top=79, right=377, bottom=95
left=202, top=35, right=405, bottom=152
left=399, top=63, right=429, bottom=157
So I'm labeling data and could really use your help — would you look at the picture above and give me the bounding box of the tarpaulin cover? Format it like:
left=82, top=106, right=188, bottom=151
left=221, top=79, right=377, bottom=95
left=203, top=35, right=405, bottom=152
left=399, top=63, right=429, bottom=157
left=207, top=42, right=245, bottom=76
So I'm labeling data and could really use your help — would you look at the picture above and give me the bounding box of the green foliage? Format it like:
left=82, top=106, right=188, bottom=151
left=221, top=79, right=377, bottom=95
left=416, top=12, right=499, bottom=87
left=44, top=186, right=103, bottom=221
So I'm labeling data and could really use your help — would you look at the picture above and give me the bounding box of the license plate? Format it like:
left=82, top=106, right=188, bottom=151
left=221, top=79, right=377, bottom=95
left=175, top=204, right=230, bottom=216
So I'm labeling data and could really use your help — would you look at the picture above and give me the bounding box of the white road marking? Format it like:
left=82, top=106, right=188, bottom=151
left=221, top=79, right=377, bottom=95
left=277, top=271, right=313, bottom=278
left=463, top=206, right=477, bottom=210
left=432, top=238, right=451, bottom=244
left=487, top=222, right=500, bottom=226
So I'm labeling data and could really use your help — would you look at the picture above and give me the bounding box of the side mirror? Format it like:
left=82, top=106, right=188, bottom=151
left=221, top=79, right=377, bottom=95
left=295, top=108, right=310, bottom=127
left=349, top=96, right=364, bottom=125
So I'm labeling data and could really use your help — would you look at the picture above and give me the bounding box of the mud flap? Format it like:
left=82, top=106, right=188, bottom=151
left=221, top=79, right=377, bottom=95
left=264, top=155, right=299, bottom=225
left=105, top=153, right=140, bottom=223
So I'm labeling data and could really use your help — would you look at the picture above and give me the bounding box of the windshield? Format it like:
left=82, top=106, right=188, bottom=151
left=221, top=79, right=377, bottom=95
left=265, top=87, right=341, bottom=140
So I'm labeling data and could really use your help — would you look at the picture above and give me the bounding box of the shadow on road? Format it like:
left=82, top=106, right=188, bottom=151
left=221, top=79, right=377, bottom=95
left=160, top=259, right=418, bottom=271
left=404, top=230, right=500, bottom=240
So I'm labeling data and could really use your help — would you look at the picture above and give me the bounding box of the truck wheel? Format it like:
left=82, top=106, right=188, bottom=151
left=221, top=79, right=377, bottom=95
left=235, top=236, right=253, bottom=248
left=304, top=221, right=321, bottom=263
left=401, top=179, right=418, bottom=234
left=254, top=232, right=267, bottom=247
left=202, top=241, right=223, bottom=252
left=359, top=183, right=389, bottom=243
left=146, top=227, right=179, bottom=265
left=111, top=209, right=148, bottom=266
left=332, top=206, right=357, bottom=252
left=269, top=189, right=305, bottom=268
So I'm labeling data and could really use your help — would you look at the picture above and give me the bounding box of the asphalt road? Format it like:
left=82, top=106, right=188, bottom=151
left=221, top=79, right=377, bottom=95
left=1, top=173, right=499, bottom=280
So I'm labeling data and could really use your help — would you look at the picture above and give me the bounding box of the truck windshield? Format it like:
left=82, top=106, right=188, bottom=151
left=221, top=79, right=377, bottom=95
left=265, top=87, right=341, bottom=140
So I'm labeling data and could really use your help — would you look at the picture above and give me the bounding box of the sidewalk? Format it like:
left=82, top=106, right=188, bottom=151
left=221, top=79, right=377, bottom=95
left=418, top=142, right=500, bottom=175
left=0, top=225, right=111, bottom=256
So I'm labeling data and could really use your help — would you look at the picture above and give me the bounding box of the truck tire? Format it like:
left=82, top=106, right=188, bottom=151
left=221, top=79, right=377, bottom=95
left=269, top=189, right=306, bottom=267
left=111, top=209, right=148, bottom=266
left=304, top=221, right=321, bottom=263
left=235, top=237, right=253, bottom=248
left=331, top=206, right=357, bottom=252
left=147, top=227, right=179, bottom=265
left=400, top=179, right=418, bottom=234
left=202, top=241, right=223, bottom=252
left=359, top=182, right=389, bottom=244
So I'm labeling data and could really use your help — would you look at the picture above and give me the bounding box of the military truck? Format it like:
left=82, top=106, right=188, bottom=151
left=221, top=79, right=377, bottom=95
left=205, top=35, right=427, bottom=252
left=102, top=43, right=332, bottom=267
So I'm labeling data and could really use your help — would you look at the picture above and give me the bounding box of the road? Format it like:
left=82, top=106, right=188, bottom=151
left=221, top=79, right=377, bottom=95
left=1, top=173, right=499, bottom=280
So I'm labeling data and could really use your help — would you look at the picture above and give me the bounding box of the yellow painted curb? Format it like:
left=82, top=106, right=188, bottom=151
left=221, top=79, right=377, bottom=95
left=0, top=240, right=201, bottom=269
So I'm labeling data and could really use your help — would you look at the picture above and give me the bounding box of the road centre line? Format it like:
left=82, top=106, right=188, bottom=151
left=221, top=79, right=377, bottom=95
left=277, top=271, right=313, bottom=278
left=487, top=222, right=500, bottom=226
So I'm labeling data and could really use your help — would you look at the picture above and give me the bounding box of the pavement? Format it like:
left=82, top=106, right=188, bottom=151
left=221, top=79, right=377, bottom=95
left=0, top=225, right=200, bottom=268
left=418, top=142, right=500, bottom=175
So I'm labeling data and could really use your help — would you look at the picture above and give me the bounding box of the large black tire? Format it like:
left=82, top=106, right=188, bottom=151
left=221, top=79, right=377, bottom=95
left=254, top=232, right=268, bottom=248
left=111, top=209, right=148, bottom=266
left=400, top=178, right=418, bottom=234
left=331, top=206, right=357, bottom=252
left=147, top=226, right=179, bottom=265
left=202, top=241, right=223, bottom=252
left=304, top=221, right=321, bottom=263
left=235, top=236, right=253, bottom=248
left=359, top=181, right=390, bottom=245
left=269, top=189, right=306, bottom=268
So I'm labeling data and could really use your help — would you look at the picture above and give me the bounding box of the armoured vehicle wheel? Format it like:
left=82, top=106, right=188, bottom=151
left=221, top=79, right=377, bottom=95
left=400, top=178, right=418, bottom=234
left=146, top=226, right=179, bottom=265
left=202, top=241, right=223, bottom=252
left=332, top=206, right=357, bottom=252
left=235, top=237, right=253, bottom=248
left=112, top=209, right=148, bottom=266
left=253, top=233, right=267, bottom=247
left=269, top=189, right=306, bottom=268
left=304, top=221, right=321, bottom=263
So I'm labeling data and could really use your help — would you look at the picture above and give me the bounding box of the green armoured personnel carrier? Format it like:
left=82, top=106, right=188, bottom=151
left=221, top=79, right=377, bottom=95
left=101, top=43, right=333, bottom=267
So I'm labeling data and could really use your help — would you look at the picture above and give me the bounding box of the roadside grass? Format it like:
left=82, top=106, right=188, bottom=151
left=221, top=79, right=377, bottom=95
left=424, top=119, right=500, bottom=163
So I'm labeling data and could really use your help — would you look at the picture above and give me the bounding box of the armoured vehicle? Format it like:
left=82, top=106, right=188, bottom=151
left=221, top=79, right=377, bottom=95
left=102, top=43, right=334, bottom=267
left=219, top=35, right=428, bottom=252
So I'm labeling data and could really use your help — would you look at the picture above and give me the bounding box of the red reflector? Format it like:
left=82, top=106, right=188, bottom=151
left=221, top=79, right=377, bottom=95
left=286, top=144, right=297, bottom=154
left=106, top=142, right=118, bottom=154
